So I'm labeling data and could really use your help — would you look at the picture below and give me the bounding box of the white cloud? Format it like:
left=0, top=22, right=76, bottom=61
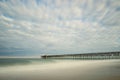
left=0, top=0, right=120, bottom=55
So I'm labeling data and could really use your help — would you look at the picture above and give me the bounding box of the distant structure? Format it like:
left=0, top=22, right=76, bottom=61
left=41, top=51, right=120, bottom=59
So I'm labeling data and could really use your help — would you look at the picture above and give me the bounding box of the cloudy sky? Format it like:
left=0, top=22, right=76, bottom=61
left=0, top=0, right=120, bottom=56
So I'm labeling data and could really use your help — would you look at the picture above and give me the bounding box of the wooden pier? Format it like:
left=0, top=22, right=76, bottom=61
left=41, top=51, right=120, bottom=59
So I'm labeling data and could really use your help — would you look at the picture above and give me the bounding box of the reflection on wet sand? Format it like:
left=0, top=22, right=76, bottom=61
left=0, top=59, right=120, bottom=80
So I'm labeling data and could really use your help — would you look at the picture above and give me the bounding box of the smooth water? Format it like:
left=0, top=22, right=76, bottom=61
left=0, top=58, right=55, bottom=67
left=0, top=58, right=120, bottom=80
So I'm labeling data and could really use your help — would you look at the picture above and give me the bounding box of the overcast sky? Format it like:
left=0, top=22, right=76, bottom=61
left=0, top=0, right=120, bottom=56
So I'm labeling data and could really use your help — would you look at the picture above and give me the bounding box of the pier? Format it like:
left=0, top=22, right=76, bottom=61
left=41, top=51, right=120, bottom=59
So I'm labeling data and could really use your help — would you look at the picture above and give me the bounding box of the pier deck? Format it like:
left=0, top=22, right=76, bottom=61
left=41, top=51, right=120, bottom=59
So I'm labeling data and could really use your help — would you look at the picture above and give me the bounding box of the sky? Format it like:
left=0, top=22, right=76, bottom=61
left=0, top=0, right=120, bottom=56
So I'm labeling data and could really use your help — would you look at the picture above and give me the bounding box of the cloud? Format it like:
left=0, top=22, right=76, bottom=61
left=0, top=0, right=120, bottom=56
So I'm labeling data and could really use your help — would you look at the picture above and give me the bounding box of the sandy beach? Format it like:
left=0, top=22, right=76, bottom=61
left=0, top=59, right=120, bottom=80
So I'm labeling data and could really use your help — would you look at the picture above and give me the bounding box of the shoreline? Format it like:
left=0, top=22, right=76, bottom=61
left=0, top=59, right=120, bottom=80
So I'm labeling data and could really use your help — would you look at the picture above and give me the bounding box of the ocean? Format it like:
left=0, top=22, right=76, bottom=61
left=0, top=58, right=59, bottom=67
left=0, top=58, right=120, bottom=80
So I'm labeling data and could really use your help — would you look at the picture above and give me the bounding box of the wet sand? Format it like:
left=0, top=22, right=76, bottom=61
left=0, top=59, right=120, bottom=80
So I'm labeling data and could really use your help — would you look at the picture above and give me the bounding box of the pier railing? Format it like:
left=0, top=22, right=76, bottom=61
left=41, top=52, right=120, bottom=59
